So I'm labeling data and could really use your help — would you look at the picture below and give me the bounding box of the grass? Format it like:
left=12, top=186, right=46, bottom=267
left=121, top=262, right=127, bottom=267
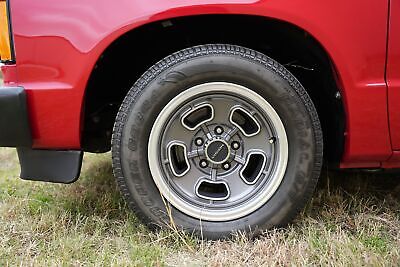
left=0, top=148, right=399, bottom=266
left=1, top=72, right=400, bottom=265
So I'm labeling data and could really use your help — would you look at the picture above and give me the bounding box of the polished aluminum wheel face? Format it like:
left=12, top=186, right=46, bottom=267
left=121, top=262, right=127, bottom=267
left=148, top=82, right=288, bottom=221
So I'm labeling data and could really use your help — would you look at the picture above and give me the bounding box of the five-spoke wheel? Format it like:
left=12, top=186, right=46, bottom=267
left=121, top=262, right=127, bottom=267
left=148, top=82, right=288, bottom=221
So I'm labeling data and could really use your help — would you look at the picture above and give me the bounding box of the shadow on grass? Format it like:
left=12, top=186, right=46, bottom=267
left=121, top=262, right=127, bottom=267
left=304, top=168, right=400, bottom=224
left=30, top=152, right=400, bottom=233
left=59, top=154, right=130, bottom=221
left=319, top=168, right=400, bottom=195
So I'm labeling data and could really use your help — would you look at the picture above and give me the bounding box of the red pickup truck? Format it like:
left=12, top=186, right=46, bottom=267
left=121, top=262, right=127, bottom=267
left=1, top=0, right=399, bottom=238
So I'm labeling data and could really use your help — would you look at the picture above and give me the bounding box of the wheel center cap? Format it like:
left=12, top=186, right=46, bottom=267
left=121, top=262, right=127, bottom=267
left=205, top=139, right=230, bottom=164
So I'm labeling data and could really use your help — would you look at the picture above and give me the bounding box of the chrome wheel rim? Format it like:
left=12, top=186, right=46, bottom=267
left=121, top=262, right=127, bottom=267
left=148, top=82, right=288, bottom=221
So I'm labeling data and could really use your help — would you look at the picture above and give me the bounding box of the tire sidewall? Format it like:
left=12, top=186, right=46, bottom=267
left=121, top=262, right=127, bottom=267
left=113, top=46, right=322, bottom=238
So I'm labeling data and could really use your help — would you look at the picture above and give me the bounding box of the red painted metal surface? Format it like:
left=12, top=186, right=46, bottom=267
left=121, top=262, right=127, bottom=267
left=382, top=151, right=400, bottom=169
left=0, top=0, right=396, bottom=167
left=387, top=0, right=400, bottom=151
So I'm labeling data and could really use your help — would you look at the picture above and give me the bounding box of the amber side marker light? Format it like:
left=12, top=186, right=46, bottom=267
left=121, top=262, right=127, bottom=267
left=0, top=0, right=14, bottom=63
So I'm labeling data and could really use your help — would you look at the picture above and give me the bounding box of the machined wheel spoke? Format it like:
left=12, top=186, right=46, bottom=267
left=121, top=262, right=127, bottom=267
left=223, top=126, right=239, bottom=141
left=172, top=167, right=207, bottom=197
left=208, top=98, right=237, bottom=123
left=223, top=171, right=252, bottom=198
left=241, top=128, right=274, bottom=152
left=187, top=148, right=205, bottom=159
left=232, top=154, right=246, bottom=165
left=211, top=168, right=217, bottom=181
left=200, top=124, right=213, bottom=140
left=164, top=119, right=197, bottom=146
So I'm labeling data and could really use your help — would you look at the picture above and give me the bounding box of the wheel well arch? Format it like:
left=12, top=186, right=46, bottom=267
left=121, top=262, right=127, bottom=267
left=82, top=14, right=345, bottom=165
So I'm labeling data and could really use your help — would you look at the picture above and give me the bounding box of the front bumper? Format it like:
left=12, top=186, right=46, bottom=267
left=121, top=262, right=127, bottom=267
left=0, top=86, right=31, bottom=147
left=0, top=86, right=83, bottom=183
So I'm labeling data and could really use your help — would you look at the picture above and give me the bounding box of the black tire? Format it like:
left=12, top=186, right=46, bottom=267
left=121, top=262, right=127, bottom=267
left=112, top=44, right=323, bottom=239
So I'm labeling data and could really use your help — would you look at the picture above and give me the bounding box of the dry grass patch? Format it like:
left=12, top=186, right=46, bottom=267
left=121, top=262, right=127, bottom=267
left=0, top=147, right=399, bottom=266
left=167, top=174, right=400, bottom=266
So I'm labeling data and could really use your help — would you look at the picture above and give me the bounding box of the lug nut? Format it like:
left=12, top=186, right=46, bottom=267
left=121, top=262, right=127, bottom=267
left=222, top=162, right=231, bottom=170
left=199, top=160, right=208, bottom=168
left=214, top=126, right=224, bottom=135
left=195, top=137, right=204, bottom=146
left=231, top=141, right=240, bottom=150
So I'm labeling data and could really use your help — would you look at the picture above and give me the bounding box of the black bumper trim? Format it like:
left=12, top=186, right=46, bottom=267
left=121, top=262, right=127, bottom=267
left=17, top=148, right=83, bottom=184
left=0, top=86, right=32, bottom=147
